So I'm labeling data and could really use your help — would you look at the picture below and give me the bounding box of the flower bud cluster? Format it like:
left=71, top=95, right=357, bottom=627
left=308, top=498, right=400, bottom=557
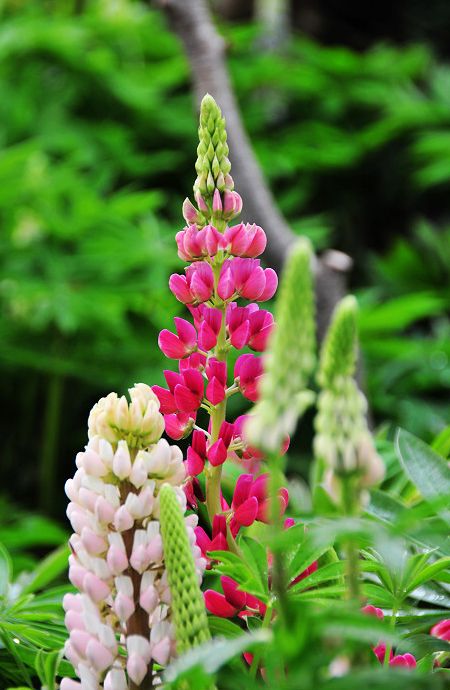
left=314, top=298, right=385, bottom=496
left=194, top=93, right=232, bottom=198
left=62, top=388, right=206, bottom=690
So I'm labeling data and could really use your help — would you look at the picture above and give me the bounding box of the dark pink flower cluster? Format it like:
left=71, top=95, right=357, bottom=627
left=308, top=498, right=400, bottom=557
left=154, top=177, right=293, bottom=640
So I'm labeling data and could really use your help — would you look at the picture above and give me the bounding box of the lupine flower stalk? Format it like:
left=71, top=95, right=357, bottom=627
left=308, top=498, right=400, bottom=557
left=62, top=385, right=206, bottom=690
left=314, top=296, right=385, bottom=502
left=314, top=297, right=384, bottom=602
left=245, top=238, right=316, bottom=452
left=153, top=94, right=283, bottom=536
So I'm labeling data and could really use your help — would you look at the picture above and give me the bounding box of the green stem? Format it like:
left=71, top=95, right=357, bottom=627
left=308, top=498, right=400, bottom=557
left=205, top=262, right=228, bottom=524
left=340, top=475, right=361, bottom=602
left=384, top=609, right=397, bottom=667
left=249, top=603, right=273, bottom=677
left=267, top=452, right=289, bottom=625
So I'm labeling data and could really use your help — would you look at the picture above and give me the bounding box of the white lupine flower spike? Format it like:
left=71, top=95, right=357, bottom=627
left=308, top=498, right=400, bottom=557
left=62, top=386, right=205, bottom=688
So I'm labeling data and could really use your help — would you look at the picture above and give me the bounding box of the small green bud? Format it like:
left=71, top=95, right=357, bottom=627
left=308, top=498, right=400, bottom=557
left=194, top=94, right=234, bottom=199
left=159, top=484, right=210, bottom=655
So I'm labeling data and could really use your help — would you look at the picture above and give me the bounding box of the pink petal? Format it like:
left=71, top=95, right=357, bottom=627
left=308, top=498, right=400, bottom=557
left=182, top=368, right=204, bottom=397
left=208, top=438, right=228, bottom=466
left=174, top=384, right=201, bottom=413
left=169, top=274, right=193, bottom=304
left=204, top=590, right=238, bottom=618
left=221, top=576, right=246, bottom=610
left=187, top=447, right=205, bottom=476
left=246, top=226, right=267, bottom=257
left=164, top=412, right=194, bottom=440
left=158, top=330, right=188, bottom=359
left=152, top=386, right=177, bottom=414
left=248, top=325, right=273, bottom=351
left=210, top=532, right=228, bottom=552
left=218, top=421, right=234, bottom=446
left=230, top=320, right=250, bottom=349
left=174, top=317, right=197, bottom=348
left=217, top=263, right=235, bottom=300
left=204, top=306, right=223, bottom=334
left=206, top=377, right=226, bottom=405
left=199, top=321, right=218, bottom=351
left=232, top=474, right=253, bottom=508
left=258, top=268, right=278, bottom=301
left=195, top=527, right=212, bottom=556
left=240, top=266, right=265, bottom=300
left=206, top=358, right=227, bottom=385
left=431, top=619, right=450, bottom=639
left=182, top=198, right=198, bottom=225
left=234, top=496, right=258, bottom=526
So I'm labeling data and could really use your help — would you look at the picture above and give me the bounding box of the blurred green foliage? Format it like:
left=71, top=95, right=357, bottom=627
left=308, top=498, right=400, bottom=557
left=0, top=0, right=448, bottom=512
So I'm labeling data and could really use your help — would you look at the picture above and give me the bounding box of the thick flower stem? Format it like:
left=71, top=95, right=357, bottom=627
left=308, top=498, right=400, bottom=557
left=121, top=483, right=153, bottom=690
left=340, top=476, right=361, bottom=602
left=206, top=264, right=228, bottom=523
left=249, top=603, right=273, bottom=678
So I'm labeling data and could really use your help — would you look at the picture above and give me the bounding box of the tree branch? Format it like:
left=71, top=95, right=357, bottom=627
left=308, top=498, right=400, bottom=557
left=155, top=0, right=352, bottom=339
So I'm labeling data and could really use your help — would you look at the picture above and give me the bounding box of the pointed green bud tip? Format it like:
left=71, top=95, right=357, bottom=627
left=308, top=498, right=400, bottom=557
left=194, top=94, right=233, bottom=199
left=318, top=295, right=358, bottom=389
left=159, top=483, right=210, bottom=656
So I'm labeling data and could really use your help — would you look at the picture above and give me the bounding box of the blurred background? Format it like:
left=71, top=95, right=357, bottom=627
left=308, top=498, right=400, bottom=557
left=0, top=0, right=449, bottom=539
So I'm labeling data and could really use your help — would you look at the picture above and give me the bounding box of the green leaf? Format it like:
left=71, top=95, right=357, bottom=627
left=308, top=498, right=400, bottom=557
left=290, top=561, right=344, bottom=593
left=207, top=617, right=243, bottom=639
left=164, top=629, right=272, bottom=683
left=406, top=556, right=450, bottom=593
left=238, top=538, right=269, bottom=598
left=208, top=550, right=268, bottom=603
left=432, top=424, right=450, bottom=459
left=395, top=428, right=450, bottom=521
left=21, top=545, right=70, bottom=595
left=0, top=542, right=12, bottom=599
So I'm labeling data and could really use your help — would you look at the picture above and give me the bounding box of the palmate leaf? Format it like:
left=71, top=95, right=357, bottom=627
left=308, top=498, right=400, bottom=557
left=0, top=542, right=72, bottom=689
left=395, top=428, right=450, bottom=522
left=209, top=542, right=269, bottom=603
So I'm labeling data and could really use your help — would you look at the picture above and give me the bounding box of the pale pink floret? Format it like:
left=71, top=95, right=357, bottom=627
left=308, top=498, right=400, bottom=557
left=182, top=198, right=199, bottom=225
left=223, top=190, right=243, bottom=218
left=176, top=224, right=226, bottom=262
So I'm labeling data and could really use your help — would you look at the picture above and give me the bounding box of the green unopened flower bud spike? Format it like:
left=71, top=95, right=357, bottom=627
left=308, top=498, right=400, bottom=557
left=195, top=94, right=232, bottom=198
left=159, top=483, right=211, bottom=654
left=314, top=296, right=385, bottom=602
left=245, top=238, right=316, bottom=452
